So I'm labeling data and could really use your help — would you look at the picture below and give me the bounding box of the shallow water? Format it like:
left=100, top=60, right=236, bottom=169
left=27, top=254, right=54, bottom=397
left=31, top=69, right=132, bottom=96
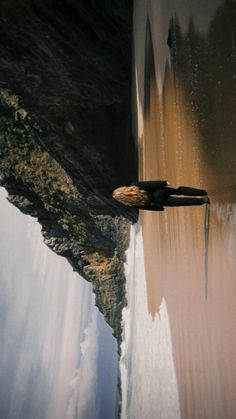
left=120, top=225, right=181, bottom=419
left=121, top=1, right=236, bottom=418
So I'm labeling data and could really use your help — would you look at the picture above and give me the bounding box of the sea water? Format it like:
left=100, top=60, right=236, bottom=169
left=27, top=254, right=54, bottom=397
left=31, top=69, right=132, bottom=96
left=120, top=224, right=181, bottom=419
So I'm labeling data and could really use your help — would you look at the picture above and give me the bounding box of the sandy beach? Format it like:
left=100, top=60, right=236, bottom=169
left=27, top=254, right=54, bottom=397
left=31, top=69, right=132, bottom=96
left=133, top=1, right=236, bottom=418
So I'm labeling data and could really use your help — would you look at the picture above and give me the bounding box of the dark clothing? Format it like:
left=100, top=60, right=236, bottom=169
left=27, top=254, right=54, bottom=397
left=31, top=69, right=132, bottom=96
left=137, top=180, right=168, bottom=191
left=133, top=181, right=208, bottom=211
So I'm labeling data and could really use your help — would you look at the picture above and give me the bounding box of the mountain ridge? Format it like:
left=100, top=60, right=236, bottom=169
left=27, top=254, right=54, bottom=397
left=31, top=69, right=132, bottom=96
left=0, top=0, right=136, bottom=344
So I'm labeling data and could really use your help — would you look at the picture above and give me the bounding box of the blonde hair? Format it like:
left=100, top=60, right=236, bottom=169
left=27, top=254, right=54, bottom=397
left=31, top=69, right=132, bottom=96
left=112, top=186, right=150, bottom=206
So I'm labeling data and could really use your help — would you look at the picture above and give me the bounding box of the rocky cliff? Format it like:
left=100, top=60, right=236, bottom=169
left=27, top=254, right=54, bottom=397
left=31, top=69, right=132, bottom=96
left=0, top=0, right=136, bottom=344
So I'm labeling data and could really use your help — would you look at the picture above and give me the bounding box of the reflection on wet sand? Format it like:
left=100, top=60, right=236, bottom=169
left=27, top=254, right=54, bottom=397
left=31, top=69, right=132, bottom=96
left=136, top=1, right=236, bottom=418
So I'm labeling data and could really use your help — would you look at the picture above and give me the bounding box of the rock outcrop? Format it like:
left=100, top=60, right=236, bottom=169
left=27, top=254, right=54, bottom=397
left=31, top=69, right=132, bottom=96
left=0, top=0, right=136, bottom=344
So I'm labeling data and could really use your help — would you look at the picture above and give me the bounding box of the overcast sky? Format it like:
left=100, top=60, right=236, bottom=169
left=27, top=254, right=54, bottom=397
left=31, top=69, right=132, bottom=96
left=0, top=187, right=118, bottom=419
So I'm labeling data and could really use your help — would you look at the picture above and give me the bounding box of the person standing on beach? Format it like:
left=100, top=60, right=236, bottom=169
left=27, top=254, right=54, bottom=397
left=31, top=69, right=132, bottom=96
left=112, top=180, right=210, bottom=211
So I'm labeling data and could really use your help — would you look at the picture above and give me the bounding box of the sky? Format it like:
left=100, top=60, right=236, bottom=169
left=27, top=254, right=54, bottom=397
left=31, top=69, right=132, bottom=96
left=0, top=187, right=118, bottom=419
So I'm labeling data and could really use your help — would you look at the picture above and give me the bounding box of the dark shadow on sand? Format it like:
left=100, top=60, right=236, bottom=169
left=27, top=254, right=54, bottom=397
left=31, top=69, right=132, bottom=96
left=144, top=18, right=156, bottom=115
left=170, top=1, right=236, bottom=202
left=204, top=203, right=210, bottom=299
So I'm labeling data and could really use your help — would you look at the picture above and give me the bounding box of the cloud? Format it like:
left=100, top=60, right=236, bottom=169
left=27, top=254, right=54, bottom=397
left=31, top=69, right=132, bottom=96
left=73, top=311, right=99, bottom=419
left=0, top=188, right=101, bottom=419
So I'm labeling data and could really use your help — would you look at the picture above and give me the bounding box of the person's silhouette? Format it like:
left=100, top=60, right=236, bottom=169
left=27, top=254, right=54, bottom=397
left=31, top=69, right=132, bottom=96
left=112, top=181, right=209, bottom=211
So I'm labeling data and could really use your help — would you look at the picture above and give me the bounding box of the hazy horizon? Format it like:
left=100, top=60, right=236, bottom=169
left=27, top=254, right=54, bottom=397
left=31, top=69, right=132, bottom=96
left=0, top=187, right=118, bottom=419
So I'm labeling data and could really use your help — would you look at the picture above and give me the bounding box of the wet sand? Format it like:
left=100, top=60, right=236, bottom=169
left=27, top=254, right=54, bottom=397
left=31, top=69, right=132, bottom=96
left=134, top=1, right=236, bottom=418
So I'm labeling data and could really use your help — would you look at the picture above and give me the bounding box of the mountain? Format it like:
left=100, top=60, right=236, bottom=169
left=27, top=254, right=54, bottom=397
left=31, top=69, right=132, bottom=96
left=0, top=0, right=136, bottom=344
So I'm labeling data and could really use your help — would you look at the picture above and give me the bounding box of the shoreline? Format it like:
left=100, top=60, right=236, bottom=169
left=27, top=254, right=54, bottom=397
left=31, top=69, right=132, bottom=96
left=131, top=1, right=236, bottom=418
